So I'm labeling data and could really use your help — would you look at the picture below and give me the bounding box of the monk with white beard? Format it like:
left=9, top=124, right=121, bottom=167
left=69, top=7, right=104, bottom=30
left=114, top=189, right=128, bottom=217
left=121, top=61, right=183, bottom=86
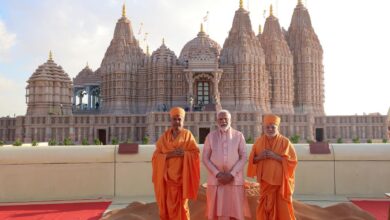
left=202, top=109, right=251, bottom=220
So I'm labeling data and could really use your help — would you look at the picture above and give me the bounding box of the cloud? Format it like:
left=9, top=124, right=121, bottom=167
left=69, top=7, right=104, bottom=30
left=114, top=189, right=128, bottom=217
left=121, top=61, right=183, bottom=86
left=0, top=74, right=26, bottom=116
left=0, top=20, right=16, bottom=61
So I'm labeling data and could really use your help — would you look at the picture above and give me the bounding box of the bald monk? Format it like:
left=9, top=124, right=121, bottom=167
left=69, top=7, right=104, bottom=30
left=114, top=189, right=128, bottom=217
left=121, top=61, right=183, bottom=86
left=152, top=107, right=200, bottom=220
left=247, top=114, right=298, bottom=220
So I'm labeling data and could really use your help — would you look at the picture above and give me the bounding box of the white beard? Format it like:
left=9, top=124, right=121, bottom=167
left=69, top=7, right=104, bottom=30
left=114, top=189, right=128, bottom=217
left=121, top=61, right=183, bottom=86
left=218, top=124, right=230, bottom=132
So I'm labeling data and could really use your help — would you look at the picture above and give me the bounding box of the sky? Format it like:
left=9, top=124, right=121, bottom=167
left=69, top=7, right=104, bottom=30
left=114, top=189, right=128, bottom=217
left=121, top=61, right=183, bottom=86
left=0, top=0, right=389, bottom=117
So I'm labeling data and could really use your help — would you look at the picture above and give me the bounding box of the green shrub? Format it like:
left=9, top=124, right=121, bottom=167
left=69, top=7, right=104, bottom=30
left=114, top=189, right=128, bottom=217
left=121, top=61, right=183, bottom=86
left=367, top=139, right=372, bottom=143
left=383, top=138, right=388, bottom=143
left=13, top=139, right=22, bottom=146
left=289, top=134, right=300, bottom=144
left=126, top=138, right=133, bottom=144
left=48, top=139, right=57, bottom=146
left=94, top=138, right=101, bottom=145
left=336, top=138, right=343, bottom=143
left=111, top=137, right=118, bottom=145
left=142, top=135, right=150, bottom=144
left=81, top=138, right=89, bottom=145
left=63, top=137, right=73, bottom=146
left=246, top=136, right=254, bottom=144
left=0, top=140, right=4, bottom=146
left=32, top=140, right=38, bottom=146
left=352, top=137, right=360, bottom=143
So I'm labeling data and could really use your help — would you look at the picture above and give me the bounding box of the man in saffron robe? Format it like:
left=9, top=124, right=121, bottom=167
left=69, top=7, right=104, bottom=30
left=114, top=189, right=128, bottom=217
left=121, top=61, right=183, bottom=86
left=152, top=107, right=200, bottom=220
left=247, top=114, right=298, bottom=220
left=203, top=109, right=251, bottom=220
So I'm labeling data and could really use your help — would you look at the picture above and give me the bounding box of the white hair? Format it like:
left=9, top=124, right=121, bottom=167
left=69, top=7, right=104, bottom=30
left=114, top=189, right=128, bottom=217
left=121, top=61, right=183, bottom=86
left=217, top=109, right=231, bottom=119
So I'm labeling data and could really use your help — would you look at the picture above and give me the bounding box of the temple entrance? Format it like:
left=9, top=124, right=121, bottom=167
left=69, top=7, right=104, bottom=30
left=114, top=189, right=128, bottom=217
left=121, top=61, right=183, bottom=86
left=98, top=129, right=107, bottom=145
left=199, top=127, right=210, bottom=144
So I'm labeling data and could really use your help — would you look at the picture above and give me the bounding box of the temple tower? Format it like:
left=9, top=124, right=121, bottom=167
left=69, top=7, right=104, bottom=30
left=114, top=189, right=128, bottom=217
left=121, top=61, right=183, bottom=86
left=99, top=4, right=145, bottom=114
left=219, top=0, right=270, bottom=112
left=287, top=0, right=325, bottom=115
left=26, top=51, right=72, bottom=116
left=147, top=40, right=177, bottom=112
left=261, top=5, right=294, bottom=114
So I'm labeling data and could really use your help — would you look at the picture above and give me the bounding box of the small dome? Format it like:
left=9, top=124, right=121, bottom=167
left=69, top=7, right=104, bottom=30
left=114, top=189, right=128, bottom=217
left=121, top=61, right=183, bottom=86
left=28, top=59, right=71, bottom=83
left=151, top=42, right=177, bottom=64
left=179, top=28, right=221, bottom=65
left=73, top=65, right=100, bottom=86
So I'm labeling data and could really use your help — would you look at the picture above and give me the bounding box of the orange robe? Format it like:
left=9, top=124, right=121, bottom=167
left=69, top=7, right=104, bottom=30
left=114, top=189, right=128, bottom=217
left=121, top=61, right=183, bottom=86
left=152, top=128, right=200, bottom=220
left=247, top=134, right=298, bottom=220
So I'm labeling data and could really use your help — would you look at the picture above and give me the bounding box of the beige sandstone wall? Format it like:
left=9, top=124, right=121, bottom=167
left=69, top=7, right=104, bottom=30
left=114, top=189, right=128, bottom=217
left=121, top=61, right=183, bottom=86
left=0, top=144, right=389, bottom=202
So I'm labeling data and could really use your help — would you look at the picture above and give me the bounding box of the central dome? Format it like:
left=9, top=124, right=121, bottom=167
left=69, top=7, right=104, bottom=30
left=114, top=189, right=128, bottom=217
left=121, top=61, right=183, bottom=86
left=178, top=26, right=221, bottom=66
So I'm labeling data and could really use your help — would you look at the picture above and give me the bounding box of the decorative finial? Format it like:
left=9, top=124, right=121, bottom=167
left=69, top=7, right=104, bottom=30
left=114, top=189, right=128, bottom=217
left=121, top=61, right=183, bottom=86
left=86, top=62, right=89, bottom=68
left=270, top=4, right=273, bottom=16
left=49, top=50, right=53, bottom=61
left=200, top=23, right=204, bottom=33
left=239, top=0, right=243, bottom=9
left=122, top=3, right=126, bottom=17
left=162, top=38, right=165, bottom=45
left=146, top=45, right=150, bottom=56
left=298, top=0, right=303, bottom=5
left=258, top=25, right=262, bottom=34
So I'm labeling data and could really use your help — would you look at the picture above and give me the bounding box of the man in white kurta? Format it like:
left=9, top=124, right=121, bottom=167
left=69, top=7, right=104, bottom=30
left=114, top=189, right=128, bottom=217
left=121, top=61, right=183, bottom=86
left=202, top=110, right=250, bottom=220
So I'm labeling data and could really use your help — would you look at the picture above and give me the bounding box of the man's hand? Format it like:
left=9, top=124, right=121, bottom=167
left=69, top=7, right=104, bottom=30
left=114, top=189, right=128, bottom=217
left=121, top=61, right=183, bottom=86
left=265, top=150, right=282, bottom=161
left=253, top=151, right=267, bottom=163
left=216, top=172, right=234, bottom=185
left=253, top=150, right=282, bottom=163
left=166, top=148, right=184, bottom=159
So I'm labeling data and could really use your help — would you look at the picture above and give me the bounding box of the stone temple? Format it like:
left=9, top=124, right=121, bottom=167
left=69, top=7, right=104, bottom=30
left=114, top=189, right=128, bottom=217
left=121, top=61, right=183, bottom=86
left=0, top=1, right=388, bottom=144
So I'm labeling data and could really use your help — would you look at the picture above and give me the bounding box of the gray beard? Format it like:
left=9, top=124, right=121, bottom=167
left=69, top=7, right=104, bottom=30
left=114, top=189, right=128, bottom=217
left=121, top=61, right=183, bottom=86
left=218, top=125, right=230, bottom=132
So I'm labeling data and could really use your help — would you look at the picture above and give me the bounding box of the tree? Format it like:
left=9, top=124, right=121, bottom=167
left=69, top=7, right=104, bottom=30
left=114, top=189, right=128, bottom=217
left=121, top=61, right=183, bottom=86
left=246, top=136, right=254, bottom=144
left=352, top=137, right=360, bottom=143
left=13, top=139, right=22, bottom=146
left=94, top=138, right=101, bottom=145
left=289, top=134, right=300, bottom=144
left=142, top=135, right=150, bottom=144
left=111, top=137, right=118, bottom=145
left=81, top=138, right=89, bottom=145
left=337, top=138, right=343, bottom=143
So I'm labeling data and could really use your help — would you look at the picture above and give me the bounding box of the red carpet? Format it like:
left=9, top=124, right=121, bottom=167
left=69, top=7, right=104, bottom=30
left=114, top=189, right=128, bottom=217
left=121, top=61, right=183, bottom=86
left=351, top=200, right=390, bottom=220
left=0, top=201, right=111, bottom=220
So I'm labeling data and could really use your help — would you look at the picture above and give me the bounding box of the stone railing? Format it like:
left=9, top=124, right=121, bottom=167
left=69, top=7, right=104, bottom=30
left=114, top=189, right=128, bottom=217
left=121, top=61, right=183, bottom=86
left=0, top=144, right=389, bottom=202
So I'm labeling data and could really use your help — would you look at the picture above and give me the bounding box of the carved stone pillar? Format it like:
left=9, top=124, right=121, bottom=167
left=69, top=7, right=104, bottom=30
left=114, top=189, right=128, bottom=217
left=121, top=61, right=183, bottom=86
left=212, top=71, right=223, bottom=111
left=185, top=71, right=194, bottom=100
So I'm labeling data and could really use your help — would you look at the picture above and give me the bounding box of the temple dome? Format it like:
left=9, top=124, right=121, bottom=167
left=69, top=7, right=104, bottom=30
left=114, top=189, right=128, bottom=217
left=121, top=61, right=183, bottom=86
left=73, top=64, right=100, bottom=86
left=28, top=59, right=71, bottom=82
left=178, top=25, right=221, bottom=66
left=151, top=42, right=177, bottom=64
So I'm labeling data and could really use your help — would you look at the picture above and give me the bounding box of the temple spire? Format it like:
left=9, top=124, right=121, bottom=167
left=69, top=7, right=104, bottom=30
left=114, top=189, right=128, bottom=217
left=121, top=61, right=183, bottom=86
left=258, top=25, right=262, bottom=34
left=86, top=62, right=89, bottom=68
left=122, top=3, right=126, bottom=17
left=48, top=50, right=53, bottom=61
left=298, top=0, right=303, bottom=5
left=146, top=45, right=150, bottom=56
left=239, top=0, right=243, bottom=9
left=200, top=23, right=204, bottom=33
left=270, top=4, right=273, bottom=16
left=162, top=38, right=165, bottom=45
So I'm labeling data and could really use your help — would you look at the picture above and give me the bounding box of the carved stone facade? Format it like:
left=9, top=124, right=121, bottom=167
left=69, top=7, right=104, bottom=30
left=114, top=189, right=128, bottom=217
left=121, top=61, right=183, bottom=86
left=26, top=55, right=72, bottom=116
left=0, top=2, right=388, bottom=144
left=287, top=1, right=325, bottom=115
